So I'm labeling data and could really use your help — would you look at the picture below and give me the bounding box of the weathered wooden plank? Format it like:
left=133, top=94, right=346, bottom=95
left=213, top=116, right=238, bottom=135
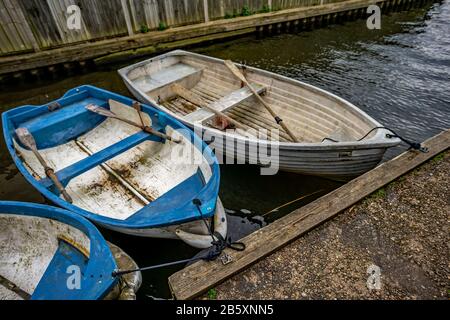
left=273, top=0, right=325, bottom=9
left=209, top=0, right=268, bottom=20
left=0, top=7, right=15, bottom=54
left=78, top=0, right=128, bottom=39
left=0, top=0, right=32, bottom=53
left=153, top=0, right=204, bottom=27
left=0, top=1, right=22, bottom=51
left=168, top=129, right=450, bottom=300
left=19, top=0, right=64, bottom=48
left=184, top=83, right=266, bottom=124
left=0, top=0, right=394, bottom=70
left=47, top=0, right=90, bottom=44
left=121, top=0, right=135, bottom=35
left=0, top=0, right=419, bottom=55
left=6, top=0, right=40, bottom=51
left=203, top=0, right=209, bottom=22
left=128, top=0, right=160, bottom=30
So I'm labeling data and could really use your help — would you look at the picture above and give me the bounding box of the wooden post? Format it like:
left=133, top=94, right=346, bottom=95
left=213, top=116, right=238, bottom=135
left=219, top=0, right=225, bottom=18
left=203, top=0, right=210, bottom=22
left=121, top=0, right=134, bottom=36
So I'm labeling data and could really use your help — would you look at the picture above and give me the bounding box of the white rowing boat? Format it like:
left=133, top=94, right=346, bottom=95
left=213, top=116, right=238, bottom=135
left=119, top=50, right=401, bottom=180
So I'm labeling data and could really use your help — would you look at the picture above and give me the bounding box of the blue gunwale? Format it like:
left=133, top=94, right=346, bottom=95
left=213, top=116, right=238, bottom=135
left=0, top=201, right=118, bottom=300
left=2, top=85, right=221, bottom=230
left=8, top=90, right=91, bottom=126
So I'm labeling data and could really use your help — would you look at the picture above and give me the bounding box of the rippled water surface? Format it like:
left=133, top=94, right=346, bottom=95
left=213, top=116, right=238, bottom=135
left=0, top=1, right=448, bottom=299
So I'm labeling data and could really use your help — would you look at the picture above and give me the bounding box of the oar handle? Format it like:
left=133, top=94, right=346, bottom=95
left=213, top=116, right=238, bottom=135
left=86, top=104, right=181, bottom=143
left=115, top=117, right=181, bottom=143
left=45, top=167, right=73, bottom=203
left=143, top=126, right=181, bottom=143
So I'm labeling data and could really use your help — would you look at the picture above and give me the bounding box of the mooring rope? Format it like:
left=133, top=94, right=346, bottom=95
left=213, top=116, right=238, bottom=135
left=322, top=126, right=429, bottom=153
left=262, top=189, right=326, bottom=218
left=193, top=199, right=246, bottom=254
left=113, top=200, right=245, bottom=278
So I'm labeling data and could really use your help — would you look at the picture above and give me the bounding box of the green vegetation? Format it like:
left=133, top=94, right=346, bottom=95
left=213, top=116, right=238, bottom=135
left=223, top=4, right=281, bottom=19
left=372, top=188, right=386, bottom=199
left=431, top=152, right=445, bottom=164
left=222, top=3, right=286, bottom=19
left=259, top=5, right=272, bottom=13
left=241, top=5, right=252, bottom=16
left=140, top=22, right=168, bottom=33
left=224, top=9, right=239, bottom=19
left=158, top=22, right=168, bottom=31
left=140, top=25, right=149, bottom=33
left=207, top=288, right=218, bottom=300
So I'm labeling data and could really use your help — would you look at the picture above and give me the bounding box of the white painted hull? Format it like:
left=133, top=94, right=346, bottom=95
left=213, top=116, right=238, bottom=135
left=119, top=50, right=401, bottom=180
left=211, top=136, right=389, bottom=179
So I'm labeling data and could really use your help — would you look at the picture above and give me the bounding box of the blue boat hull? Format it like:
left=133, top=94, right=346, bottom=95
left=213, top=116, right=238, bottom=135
left=0, top=201, right=117, bottom=300
left=2, top=86, right=221, bottom=234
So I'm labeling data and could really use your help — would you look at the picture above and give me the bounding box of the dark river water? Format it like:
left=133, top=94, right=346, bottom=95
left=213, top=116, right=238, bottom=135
left=0, top=1, right=449, bottom=299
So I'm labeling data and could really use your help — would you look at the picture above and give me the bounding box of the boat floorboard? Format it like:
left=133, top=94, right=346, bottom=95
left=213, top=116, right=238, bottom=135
left=162, top=79, right=294, bottom=143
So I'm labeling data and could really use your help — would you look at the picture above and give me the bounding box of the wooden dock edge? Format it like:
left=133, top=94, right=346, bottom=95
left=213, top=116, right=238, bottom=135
left=0, top=0, right=398, bottom=75
left=168, top=129, right=450, bottom=300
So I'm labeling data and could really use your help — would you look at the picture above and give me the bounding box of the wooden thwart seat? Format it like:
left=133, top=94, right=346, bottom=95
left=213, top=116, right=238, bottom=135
left=134, top=63, right=203, bottom=101
left=38, top=131, right=156, bottom=191
left=183, top=83, right=266, bottom=124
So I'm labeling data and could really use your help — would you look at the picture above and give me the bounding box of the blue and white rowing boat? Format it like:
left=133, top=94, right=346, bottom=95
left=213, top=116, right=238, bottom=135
left=0, top=201, right=118, bottom=300
left=2, top=85, right=226, bottom=248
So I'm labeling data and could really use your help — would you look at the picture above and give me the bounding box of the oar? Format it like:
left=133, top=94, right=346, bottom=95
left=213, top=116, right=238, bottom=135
left=15, top=128, right=73, bottom=203
left=171, top=83, right=247, bottom=130
left=0, top=274, right=31, bottom=300
left=224, top=60, right=300, bottom=143
left=86, top=104, right=181, bottom=143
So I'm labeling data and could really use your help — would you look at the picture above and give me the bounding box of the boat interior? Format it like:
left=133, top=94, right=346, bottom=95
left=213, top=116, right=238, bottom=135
left=5, top=88, right=214, bottom=223
left=0, top=214, right=91, bottom=300
left=125, top=52, right=377, bottom=144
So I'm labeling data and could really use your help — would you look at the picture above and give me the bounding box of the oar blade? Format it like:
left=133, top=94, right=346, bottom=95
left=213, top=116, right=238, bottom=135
left=224, top=60, right=247, bottom=83
left=86, top=104, right=117, bottom=118
left=15, top=127, right=37, bottom=150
